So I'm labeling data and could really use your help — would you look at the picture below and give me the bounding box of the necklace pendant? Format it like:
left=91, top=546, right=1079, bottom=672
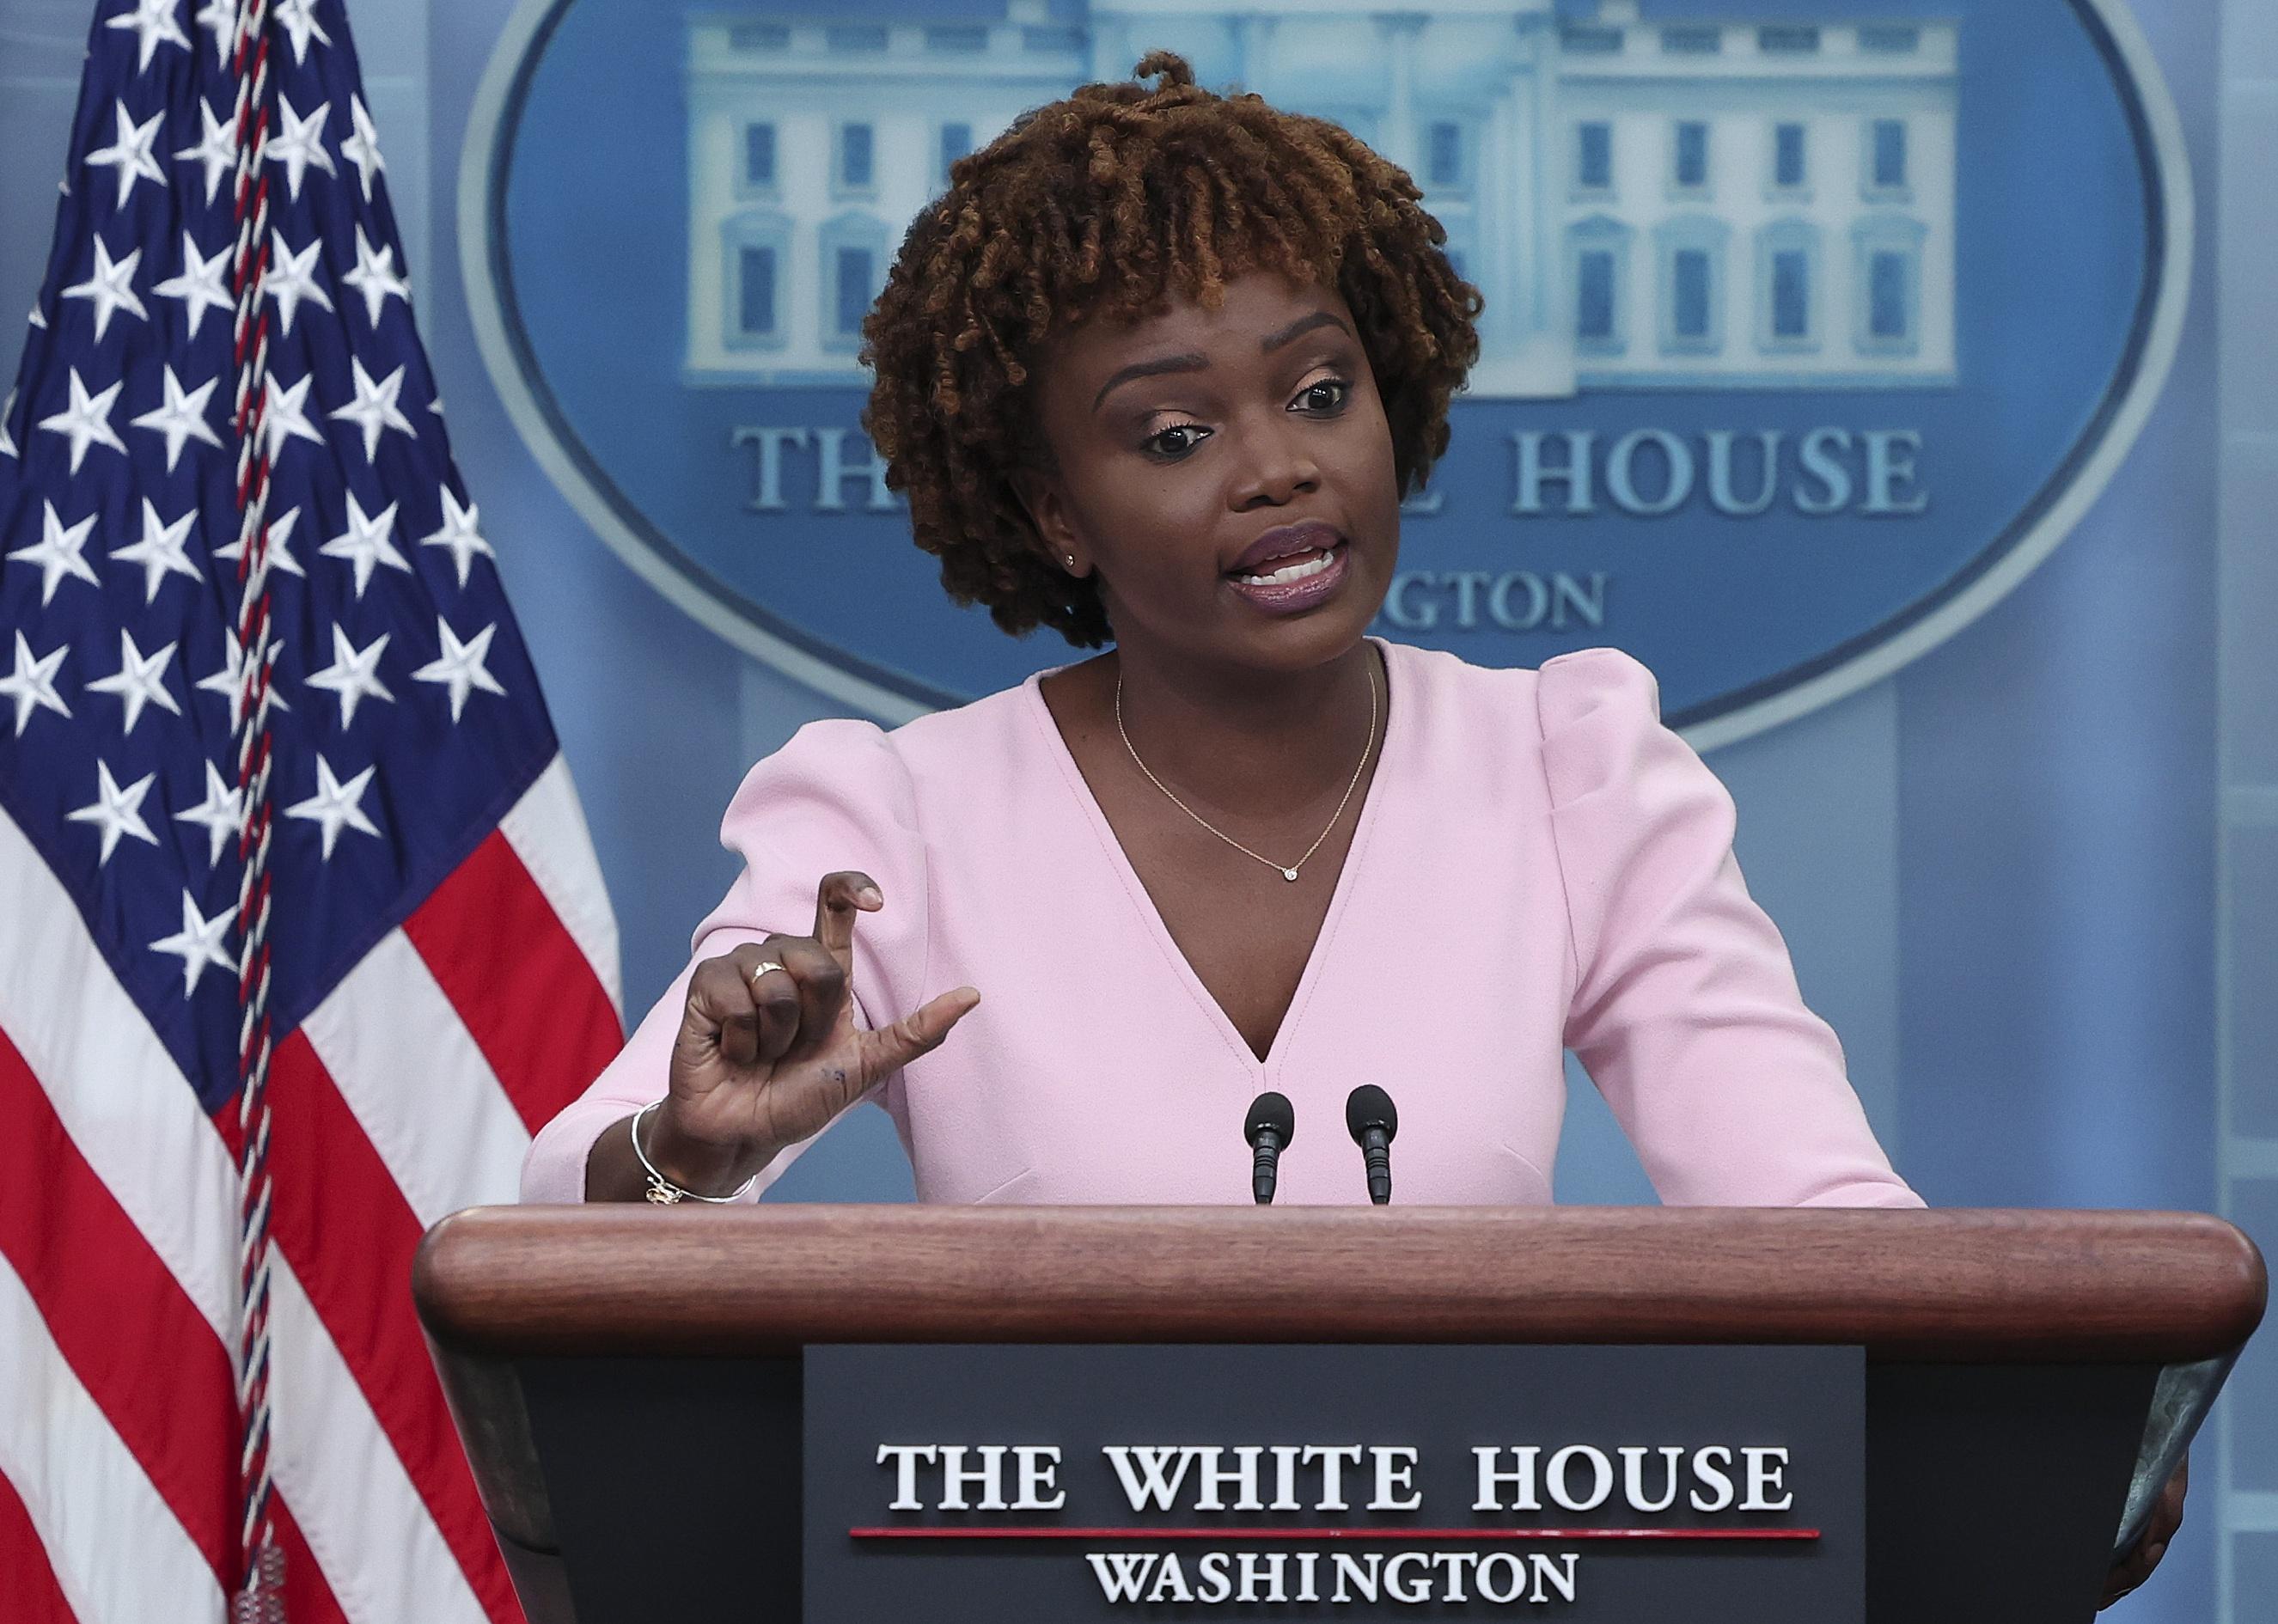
left=1281, top=867, right=1299, bottom=882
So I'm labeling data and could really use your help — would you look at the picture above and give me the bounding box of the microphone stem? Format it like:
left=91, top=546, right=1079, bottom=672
left=1253, top=1133, right=1284, bottom=1205
left=1364, top=1141, right=1391, bottom=1205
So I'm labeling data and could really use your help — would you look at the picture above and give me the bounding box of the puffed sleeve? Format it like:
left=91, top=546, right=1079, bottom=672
left=520, top=718, right=928, bottom=1203
left=1537, top=649, right=1921, bottom=1208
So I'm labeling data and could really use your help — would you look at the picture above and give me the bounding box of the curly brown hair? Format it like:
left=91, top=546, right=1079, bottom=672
left=859, top=52, right=1483, bottom=649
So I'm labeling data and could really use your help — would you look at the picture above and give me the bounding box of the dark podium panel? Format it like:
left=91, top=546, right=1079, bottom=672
left=412, top=1207, right=2265, bottom=1624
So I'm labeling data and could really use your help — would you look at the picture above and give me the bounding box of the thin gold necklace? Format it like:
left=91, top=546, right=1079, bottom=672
left=1114, top=655, right=1379, bottom=883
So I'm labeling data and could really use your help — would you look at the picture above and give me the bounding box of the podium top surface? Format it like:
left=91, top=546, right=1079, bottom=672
left=413, top=1206, right=2263, bottom=1364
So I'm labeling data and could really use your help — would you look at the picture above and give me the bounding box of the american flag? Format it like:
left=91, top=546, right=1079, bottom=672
left=0, top=3, right=622, bottom=1621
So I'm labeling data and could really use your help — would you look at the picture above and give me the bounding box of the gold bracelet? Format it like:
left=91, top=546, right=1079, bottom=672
left=631, top=1100, right=759, bottom=1204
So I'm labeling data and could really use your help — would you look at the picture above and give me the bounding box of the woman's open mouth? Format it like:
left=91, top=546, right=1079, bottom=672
left=1225, top=540, right=1350, bottom=614
left=1233, top=547, right=1338, bottom=587
left=1230, top=526, right=1348, bottom=614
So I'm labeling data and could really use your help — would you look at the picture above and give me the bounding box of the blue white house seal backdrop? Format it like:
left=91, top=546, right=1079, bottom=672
left=466, top=0, right=2184, bottom=744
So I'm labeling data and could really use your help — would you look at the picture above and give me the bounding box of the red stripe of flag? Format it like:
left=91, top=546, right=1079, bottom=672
left=0, top=1026, right=235, bottom=1585
left=0, top=1467, right=77, bottom=1624
left=403, top=830, right=621, bottom=1134
left=249, top=1031, right=523, bottom=1624
left=269, top=1497, right=353, bottom=1624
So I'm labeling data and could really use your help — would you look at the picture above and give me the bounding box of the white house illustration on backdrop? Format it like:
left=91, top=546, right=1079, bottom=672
left=683, top=0, right=1957, bottom=396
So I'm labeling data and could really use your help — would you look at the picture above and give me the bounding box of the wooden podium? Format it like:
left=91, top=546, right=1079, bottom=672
left=413, top=1207, right=2264, bottom=1624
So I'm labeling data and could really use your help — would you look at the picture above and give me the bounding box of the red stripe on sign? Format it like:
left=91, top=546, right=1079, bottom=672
left=404, top=830, right=622, bottom=1134
left=0, top=1026, right=235, bottom=1586
left=849, top=1526, right=1822, bottom=1542
left=0, top=1468, right=77, bottom=1624
left=262, top=1030, right=524, bottom=1624
left=270, top=1496, right=353, bottom=1624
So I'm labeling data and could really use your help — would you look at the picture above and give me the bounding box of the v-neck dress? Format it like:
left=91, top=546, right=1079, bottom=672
left=521, top=641, right=1919, bottom=1208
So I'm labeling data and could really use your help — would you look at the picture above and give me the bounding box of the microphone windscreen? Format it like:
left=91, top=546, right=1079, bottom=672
left=1346, top=1084, right=1397, bottom=1142
left=1246, top=1090, right=1296, bottom=1146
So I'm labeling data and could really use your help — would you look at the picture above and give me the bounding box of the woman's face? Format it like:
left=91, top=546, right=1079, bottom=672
left=1018, top=271, right=1401, bottom=679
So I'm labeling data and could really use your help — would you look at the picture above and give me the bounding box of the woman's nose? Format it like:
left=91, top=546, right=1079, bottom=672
left=1231, top=421, right=1322, bottom=510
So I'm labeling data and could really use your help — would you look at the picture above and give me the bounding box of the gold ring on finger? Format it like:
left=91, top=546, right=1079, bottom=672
left=749, top=960, right=787, bottom=985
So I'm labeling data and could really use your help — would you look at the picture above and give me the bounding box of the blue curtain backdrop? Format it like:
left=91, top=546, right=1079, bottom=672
left=0, top=0, right=2265, bottom=1619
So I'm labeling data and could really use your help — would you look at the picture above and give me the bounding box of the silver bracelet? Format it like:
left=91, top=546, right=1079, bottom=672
left=631, top=1100, right=759, bottom=1205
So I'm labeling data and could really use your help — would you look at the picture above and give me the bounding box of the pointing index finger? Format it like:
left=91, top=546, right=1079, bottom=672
left=814, top=870, right=882, bottom=974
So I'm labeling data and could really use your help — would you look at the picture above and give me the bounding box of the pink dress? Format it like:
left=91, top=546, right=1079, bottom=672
left=521, top=640, right=1918, bottom=1208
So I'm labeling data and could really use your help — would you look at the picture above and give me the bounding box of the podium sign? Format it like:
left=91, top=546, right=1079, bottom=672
left=412, top=1206, right=2266, bottom=1624
left=804, top=1345, right=1865, bottom=1622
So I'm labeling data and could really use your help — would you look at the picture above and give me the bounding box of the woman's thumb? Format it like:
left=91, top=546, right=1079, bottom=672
left=863, top=986, right=980, bottom=1075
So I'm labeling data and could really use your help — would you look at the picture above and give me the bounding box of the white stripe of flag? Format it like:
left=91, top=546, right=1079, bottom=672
left=502, top=755, right=623, bottom=1013
left=302, top=930, right=533, bottom=1230
left=0, top=1255, right=226, bottom=1624
left=267, top=1255, right=490, bottom=1624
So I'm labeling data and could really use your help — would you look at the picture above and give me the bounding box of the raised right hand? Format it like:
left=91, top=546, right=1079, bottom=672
left=648, top=870, right=980, bottom=1193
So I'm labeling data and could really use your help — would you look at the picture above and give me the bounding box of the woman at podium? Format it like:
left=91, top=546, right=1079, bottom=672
left=522, top=55, right=1919, bottom=1217
left=517, top=64, right=2218, bottom=1596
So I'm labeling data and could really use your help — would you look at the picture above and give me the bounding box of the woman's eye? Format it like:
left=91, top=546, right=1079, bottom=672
left=1295, top=376, right=1352, bottom=413
left=1145, top=424, right=1211, bottom=459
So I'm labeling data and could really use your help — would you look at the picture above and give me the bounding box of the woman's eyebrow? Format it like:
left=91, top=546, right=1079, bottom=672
left=1092, top=352, right=1208, bottom=412
left=1089, top=313, right=1353, bottom=412
left=1261, top=311, right=1351, bottom=352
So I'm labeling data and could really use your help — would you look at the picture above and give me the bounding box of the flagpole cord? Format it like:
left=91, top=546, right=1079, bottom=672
left=226, top=3, right=284, bottom=1620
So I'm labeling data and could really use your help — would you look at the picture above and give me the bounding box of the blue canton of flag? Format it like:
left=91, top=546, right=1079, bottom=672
left=0, top=1, right=555, bottom=1111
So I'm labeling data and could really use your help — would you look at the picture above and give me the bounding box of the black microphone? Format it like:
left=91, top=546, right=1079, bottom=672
left=1345, top=1085, right=1398, bottom=1206
left=1244, top=1091, right=1296, bottom=1205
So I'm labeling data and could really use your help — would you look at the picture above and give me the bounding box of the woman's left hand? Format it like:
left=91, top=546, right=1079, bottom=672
left=2101, top=1455, right=2187, bottom=1609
